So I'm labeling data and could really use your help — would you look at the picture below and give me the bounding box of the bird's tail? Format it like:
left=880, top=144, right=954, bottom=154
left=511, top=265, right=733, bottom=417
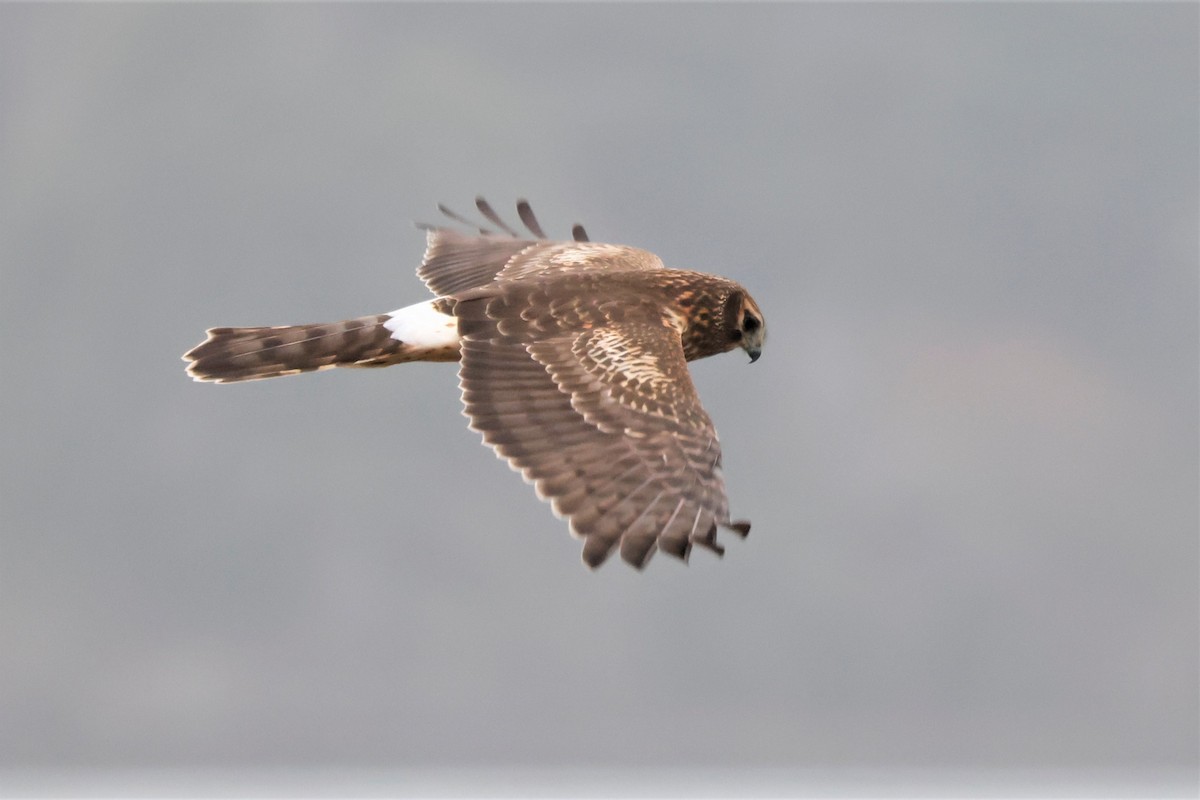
left=183, top=305, right=460, bottom=383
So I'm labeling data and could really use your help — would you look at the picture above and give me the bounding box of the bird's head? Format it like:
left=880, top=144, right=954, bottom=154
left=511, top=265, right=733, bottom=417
left=724, top=289, right=766, bottom=363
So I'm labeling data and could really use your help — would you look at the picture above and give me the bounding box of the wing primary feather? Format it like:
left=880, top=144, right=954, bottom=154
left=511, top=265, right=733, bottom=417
left=516, top=199, right=547, bottom=239
left=661, top=497, right=686, bottom=530
left=657, top=496, right=696, bottom=561
left=437, top=202, right=489, bottom=235
left=605, top=456, right=651, bottom=490
left=475, top=197, right=519, bottom=237
left=607, top=474, right=658, bottom=522
left=619, top=490, right=666, bottom=568
left=727, top=520, right=751, bottom=537
left=581, top=535, right=615, bottom=569
left=572, top=224, right=589, bottom=242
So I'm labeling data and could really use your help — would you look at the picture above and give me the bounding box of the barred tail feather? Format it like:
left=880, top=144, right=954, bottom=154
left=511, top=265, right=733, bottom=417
left=183, top=315, right=400, bottom=383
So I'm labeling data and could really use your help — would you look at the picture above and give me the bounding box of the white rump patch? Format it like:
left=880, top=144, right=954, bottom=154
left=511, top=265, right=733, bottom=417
left=383, top=300, right=459, bottom=348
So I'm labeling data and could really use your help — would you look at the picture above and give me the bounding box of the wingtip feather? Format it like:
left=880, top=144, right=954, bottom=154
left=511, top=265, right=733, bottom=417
left=728, top=520, right=751, bottom=537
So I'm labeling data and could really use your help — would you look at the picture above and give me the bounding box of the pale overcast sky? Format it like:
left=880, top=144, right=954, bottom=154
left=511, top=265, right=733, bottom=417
left=2, top=4, right=1196, bottom=797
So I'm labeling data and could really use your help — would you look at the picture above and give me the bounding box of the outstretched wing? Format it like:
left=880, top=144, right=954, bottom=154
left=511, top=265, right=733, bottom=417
left=456, top=286, right=748, bottom=569
left=417, top=197, right=663, bottom=298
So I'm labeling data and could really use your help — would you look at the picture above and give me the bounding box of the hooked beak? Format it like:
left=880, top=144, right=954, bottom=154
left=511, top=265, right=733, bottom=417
left=740, top=325, right=765, bottom=363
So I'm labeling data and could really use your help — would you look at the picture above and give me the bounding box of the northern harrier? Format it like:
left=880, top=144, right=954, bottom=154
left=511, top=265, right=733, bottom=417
left=183, top=198, right=765, bottom=569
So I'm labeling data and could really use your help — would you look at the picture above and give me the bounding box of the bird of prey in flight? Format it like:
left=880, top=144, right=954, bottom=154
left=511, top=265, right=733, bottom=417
left=184, top=198, right=765, bottom=569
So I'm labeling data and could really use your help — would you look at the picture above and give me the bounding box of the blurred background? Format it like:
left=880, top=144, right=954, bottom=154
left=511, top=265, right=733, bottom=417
left=1, top=4, right=1196, bottom=797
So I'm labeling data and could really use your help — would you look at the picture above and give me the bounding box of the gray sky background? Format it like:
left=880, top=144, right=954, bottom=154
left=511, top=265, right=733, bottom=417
left=1, top=4, right=1196, bottom=797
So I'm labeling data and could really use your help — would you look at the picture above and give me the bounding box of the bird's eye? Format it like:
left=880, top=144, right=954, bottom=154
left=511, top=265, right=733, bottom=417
left=742, top=313, right=761, bottom=333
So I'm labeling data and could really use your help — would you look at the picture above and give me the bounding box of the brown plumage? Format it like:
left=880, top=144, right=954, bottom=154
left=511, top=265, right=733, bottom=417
left=183, top=197, right=766, bottom=569
left=182, top=314, right=455, bottom=383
